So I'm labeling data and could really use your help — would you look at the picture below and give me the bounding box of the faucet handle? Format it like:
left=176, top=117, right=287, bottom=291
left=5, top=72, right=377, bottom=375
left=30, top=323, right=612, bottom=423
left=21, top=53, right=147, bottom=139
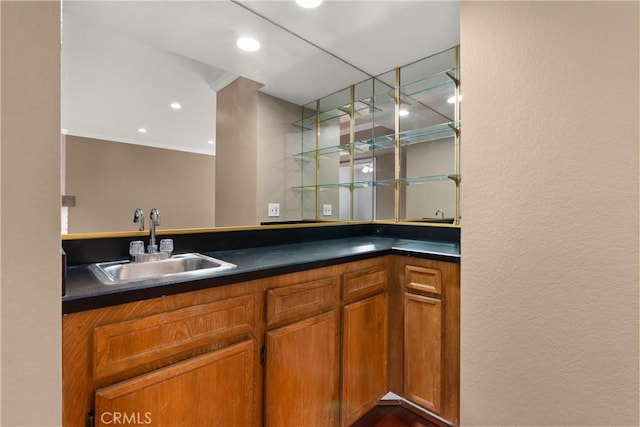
left=159, top=239, right=174, bottom=257
left=129, top=240, right=145, bottom=258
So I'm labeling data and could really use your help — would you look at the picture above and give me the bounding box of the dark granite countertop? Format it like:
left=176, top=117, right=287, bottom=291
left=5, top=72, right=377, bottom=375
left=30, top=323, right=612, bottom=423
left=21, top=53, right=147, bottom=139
left=62, top=235, right=459, bottom=314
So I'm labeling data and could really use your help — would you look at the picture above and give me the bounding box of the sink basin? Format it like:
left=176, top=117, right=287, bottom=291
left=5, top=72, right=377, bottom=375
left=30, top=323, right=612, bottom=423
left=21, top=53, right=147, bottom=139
left=90, top=253, right=236, bottom=285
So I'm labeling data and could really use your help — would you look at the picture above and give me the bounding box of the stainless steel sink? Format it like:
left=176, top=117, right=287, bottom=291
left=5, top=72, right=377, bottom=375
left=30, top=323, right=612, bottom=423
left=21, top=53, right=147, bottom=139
left=90, top=253, right=236, bottom=285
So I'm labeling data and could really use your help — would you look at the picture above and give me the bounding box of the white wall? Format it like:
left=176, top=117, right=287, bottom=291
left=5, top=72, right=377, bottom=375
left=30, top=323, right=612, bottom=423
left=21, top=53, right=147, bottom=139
left=460, top=2, right=639, bottom=426
left=0, top=1, right=62, bottom=424
left=62, top=11, right=223, bottom=155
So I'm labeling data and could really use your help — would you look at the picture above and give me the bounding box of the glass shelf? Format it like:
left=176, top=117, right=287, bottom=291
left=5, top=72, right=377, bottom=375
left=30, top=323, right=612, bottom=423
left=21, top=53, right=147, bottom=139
left=293, top=121, right=460, bottom=159
left=293, top=174, right=460, bottom=191
left=293, top=145, right=351, bottom=161
left=293, top=121, right=461, bottom=160
left=293, top=101, right=375, bottom=129
left=399, top=174, right=459, bottom=185
left=400, top=80, right=455, bottom=108
left=372, top=67, right=459, bottom=108
left=294, top=47, right=460, bottom=223
left=368, top=121, right=460, bottom=149
left=400, top=67, right=459, bottom=92
left=292, top=183, right=348, bottom=191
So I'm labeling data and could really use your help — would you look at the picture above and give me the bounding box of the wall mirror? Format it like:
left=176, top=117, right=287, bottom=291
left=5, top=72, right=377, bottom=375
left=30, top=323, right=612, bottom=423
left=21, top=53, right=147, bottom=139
left=61, top=0, right=460, bottom=235
left=297, top=46, right=460, bottom=224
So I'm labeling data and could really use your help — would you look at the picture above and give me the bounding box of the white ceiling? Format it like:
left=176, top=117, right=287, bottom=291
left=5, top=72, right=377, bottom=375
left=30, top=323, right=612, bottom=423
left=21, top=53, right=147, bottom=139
left=62, top=0, right=459, bottom=155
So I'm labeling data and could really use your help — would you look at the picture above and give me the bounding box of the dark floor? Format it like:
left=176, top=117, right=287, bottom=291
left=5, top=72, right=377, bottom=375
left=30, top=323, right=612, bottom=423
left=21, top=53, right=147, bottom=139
left=352, top=404, right=440, bottom=427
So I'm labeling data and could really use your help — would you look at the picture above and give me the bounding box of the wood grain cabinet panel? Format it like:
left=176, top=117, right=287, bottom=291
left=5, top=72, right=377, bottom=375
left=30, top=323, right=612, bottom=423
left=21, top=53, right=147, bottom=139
left=394, top=257, right=460, bottom=425
left=94, top=295, right=254, bottom=379
left=403, top=293, right=442, bottom=414
left=405, top=265, right=442, bottom=297
left=265, top=277, right=336, bottom=327
left=95, top=340, right=255, bottom=427
left=341, top=292, right=389, bottom=426
left=265, top=311, right=338, bottom=427
left=342, top=264, right=388, bottom=303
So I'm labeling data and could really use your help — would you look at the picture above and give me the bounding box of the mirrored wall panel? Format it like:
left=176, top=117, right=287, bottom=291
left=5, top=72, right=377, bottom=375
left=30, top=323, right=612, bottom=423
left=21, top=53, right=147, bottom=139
left=295, top=46, right=461, bottom=224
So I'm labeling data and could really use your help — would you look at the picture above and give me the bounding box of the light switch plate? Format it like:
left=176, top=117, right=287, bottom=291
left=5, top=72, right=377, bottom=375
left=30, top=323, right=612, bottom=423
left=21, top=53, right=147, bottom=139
left=323, top=204, right=332, bottom=216
left=268, top=203, right=280, bottom=217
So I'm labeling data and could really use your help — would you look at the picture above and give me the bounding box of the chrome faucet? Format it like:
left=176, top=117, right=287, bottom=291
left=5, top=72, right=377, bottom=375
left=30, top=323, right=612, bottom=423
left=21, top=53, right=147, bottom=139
left=130, top=208, right=170, bottom=262
left=435, top=209, right=445, bottom=220
left=148, top=208, right=160, bottom=253
left=133, top=208, right=144, bottom=231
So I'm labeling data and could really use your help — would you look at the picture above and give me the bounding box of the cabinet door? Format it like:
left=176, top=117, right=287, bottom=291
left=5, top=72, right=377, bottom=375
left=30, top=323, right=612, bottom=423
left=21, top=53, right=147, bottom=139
left=265, top=311, right=338, bottom=427
left=342, top=292, right=388, bottom=426
left=404, top=292, right=442, bottom=414
left=94, top=340, right=255, bottom=427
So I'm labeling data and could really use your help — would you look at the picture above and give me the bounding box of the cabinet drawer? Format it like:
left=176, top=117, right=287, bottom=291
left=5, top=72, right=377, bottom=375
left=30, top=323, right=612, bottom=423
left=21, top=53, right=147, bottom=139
left=342, top=264, right=388, bottom=303
left=95, top=340, right=255, bottom=427
left=265, top=278, right=337, bottom=327
left=94, top=294, right=254, bottom=380
left=405, top=265, right=442, bottom=297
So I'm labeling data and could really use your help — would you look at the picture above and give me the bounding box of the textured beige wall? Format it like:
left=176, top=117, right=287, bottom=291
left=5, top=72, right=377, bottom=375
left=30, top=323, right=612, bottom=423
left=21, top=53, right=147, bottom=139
left=217, top=79, right=302, bottom=225
left=65, top=135, right=215, bottom=234
left=215, top=77, right=260, bottom=226
left=0, top=1, right=61, bottom=424
left=256, top=92, right=302, bottom=223
left=460, top=2, right=639, bottom=426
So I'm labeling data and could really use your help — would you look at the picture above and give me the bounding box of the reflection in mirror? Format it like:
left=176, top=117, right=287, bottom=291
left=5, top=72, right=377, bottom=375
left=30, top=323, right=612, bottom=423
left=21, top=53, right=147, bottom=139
left=399, top=49, right=459, bottom=224
left=61, top=1, right=459, bottom=234
left=296, top=47, right=460, bottom=224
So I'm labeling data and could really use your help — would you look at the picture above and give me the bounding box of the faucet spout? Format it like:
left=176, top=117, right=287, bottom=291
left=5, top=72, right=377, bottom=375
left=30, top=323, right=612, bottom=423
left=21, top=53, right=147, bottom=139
left=133, top=208, right=144, bottom=231
left=435, top=209, right=445, bottom=220
left=148, top=208, right=160, bottom=253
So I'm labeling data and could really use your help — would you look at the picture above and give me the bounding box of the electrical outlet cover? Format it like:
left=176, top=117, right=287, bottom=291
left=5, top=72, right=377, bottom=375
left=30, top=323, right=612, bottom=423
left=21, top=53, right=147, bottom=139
left=268, top=203, right=280, bottom=217
left=323, top=204, right=332, bottom=216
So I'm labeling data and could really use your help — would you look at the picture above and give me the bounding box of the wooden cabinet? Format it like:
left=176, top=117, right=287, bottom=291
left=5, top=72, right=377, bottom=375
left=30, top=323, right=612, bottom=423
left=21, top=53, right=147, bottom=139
left=62, top=282, right=258, bottom=427
left=263, top=275, right=339, bottom=426
left=394, top=257, right=460, bottom=425
left=341, top=264, right=389, bottom=426
left=92, top=295, right=254, bottom=380
left=95, top=340, right=254, bottom=426
left=404, top=293, right=442, bottom=412
left=265, top=311, right=338, bottom=427
left=63, top=254, right=459, bottom=427
left=264, top=277, right=336, bottom=328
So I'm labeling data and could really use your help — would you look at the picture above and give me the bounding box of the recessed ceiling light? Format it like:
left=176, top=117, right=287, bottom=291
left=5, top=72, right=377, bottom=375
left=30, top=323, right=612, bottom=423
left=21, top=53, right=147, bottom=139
left=296, top=0, right=323, bottom=8
left=399, top=109, right=410, bottom=117
left=137, top=128, right=147, bottom=134
left=170, top=102, right=182, bottom=110
left=236, top=37, right=261, bottom=52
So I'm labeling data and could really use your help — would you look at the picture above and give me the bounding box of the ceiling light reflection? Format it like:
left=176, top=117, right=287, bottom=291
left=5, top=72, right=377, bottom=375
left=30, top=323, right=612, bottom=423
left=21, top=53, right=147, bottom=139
left=295, top=0, right=323, bottom=8
left=237, top=37, right=261, bottom=52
